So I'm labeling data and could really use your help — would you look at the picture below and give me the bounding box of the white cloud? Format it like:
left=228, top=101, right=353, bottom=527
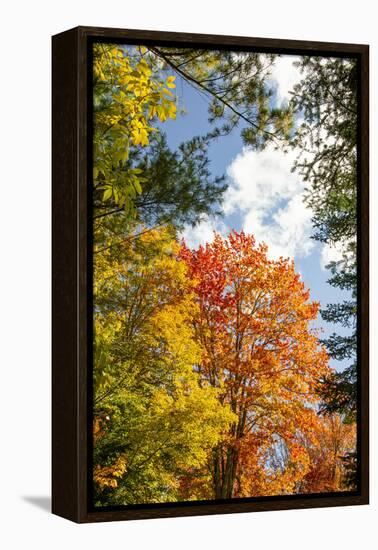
left=320, top=238, right=356, bottom=270
left=224, top=145, right=314, bottom=260
left=225, top=146, right=300, bottom=214
left=320, top=242, right=344, bottom=270
left=244, top=194, right=313, bottom=259
left=180, top=216, right=227, bottom=249
left=268, top=55, right=302, bottom=105
left=181, top=145, right=317, bottom=262
left=180, top=55, right=346, bottom=271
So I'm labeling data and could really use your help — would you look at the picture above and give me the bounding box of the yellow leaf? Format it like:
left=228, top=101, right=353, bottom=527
left=166, top=75, right=176, bottom=89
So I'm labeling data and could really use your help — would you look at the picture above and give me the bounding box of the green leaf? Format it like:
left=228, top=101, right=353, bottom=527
left=102, top=188, right=112, bottom=201
left=133, top=180, right=142, bottom=195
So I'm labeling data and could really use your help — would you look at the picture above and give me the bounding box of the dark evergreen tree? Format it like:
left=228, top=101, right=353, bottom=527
left=290, top=57, right=358, bottom=424
left=93, top=45, right=293, bottom=250
left=94, top=133, right=226, bottom=228
left=290, top=56, right=358, bottom=490
left=148, top=47, right=293, bottom=149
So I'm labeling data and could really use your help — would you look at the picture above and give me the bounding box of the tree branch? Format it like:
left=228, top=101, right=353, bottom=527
left=148, top=46, right=280, bottom=141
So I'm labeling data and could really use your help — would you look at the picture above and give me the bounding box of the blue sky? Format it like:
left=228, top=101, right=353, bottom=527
left=159, top=54, right=353, bottom=372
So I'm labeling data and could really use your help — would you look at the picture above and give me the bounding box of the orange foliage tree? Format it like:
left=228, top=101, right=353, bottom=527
left=297, top=413, right=357, bottom=493
left=180, top=231, right=331, bottom=498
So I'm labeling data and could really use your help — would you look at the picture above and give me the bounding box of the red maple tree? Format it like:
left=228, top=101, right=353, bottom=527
left=180, top=231, right=331, bottom=498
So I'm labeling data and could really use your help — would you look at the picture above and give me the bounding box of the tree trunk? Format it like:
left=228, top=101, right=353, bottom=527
left=212, top=444, right=239, bottom=499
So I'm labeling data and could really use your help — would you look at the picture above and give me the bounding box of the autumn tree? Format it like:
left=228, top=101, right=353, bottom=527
left=180, top=231, right=331, bottom=499
left=90, top=45, right=356, bottom=504
left=93, top=227, right=235, bottom=505
left=297, top=413, right=357, bottom=493
left=93, top=44, right=296, bottom=238
left=93, top=43, right=230, bottom=261
left=93, top=44, right=178, bottom=216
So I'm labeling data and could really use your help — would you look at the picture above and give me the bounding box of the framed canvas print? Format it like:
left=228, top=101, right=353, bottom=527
left=52, top=26, right=369, bottom=523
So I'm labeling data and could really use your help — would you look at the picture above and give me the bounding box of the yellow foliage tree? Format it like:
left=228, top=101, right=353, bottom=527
left=93, top=227, right=235, bottom=505
left=93, top=44, right=177, bottom=215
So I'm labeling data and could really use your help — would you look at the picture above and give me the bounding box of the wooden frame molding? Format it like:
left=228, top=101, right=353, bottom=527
left=52, top=26, right=369, bottom=523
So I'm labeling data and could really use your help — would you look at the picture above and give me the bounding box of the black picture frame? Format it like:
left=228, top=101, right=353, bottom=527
left=52, top=26, right=369, bottom=523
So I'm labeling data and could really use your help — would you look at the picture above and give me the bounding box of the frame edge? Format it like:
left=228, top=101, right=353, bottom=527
left=52, top=27, right=82, bottom=523
left=52, top=26, right=370, bottom=523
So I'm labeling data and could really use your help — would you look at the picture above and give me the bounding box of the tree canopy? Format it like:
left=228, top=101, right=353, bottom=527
left=290, top=56, right=358, bottom=424
left=93, top=227, right=235, bottom=505
left=180, top=231, right=334, bottom=498
left=91, top=44, right=358, bottom=505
